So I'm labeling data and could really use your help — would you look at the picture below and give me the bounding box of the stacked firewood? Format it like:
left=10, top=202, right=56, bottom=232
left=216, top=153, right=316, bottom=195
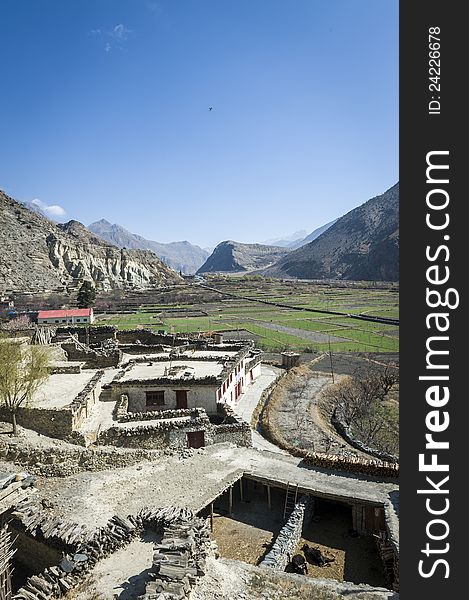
left=138, top=512, right=214, bottom=599
left=301, top=451, right=399, bottom=479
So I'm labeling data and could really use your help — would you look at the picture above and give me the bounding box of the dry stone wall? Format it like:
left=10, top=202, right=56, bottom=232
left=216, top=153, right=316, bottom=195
left=11, top=502, right=214, bottom=600
left=97, top=415, right=214, bottom=450
left=332, top=407, right=399, bottom=463
left=0, top=405, right=73, bottom=440
left=260, top=496, right=312, bottom=571
left=0, top=438, right=163, bottom=477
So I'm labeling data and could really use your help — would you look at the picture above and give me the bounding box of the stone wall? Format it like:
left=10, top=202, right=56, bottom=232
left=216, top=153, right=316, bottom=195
left=98, top=404, right=252, bottom=450
left=0, top=438, right=163, bottom=477
left=0, top=369, right=105, bottom=442
left=69, top=370, right=104, bottom=430
left=0, top=405, right=73, bottom=439
left=116, top=329, right=182, bottom=345
left=61, top=341, right=121, bottom=368
left=332, top=407, right=399, bottom=463
left=119, top=406, right=207, bottom=423
left=118, top=343, right=166, bottom=354
left=54, top=325, right=117, bottom=344
left=212, top=424, right=251, bottom=447
left=119, top=382, right=219, bottom=415
left=97, top=411, right=214, bottom=450
left=213, top=403, right=252, bottom=447
left=260, top=496, right=312, bottom=571
left=11, top=503, right=214, bottom=600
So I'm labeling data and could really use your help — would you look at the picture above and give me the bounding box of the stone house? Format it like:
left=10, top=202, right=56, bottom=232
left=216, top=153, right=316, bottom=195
left=109, top=347, right=262, bottom=415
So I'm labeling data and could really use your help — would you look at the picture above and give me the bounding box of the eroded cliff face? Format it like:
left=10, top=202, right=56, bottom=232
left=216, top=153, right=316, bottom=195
left=0, top=191, right=182, bottom=292
left=46, top=234, right=178, bottom=288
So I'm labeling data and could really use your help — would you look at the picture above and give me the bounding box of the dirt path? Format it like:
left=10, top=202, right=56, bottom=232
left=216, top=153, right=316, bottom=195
left=266, top=366, right=362, bottom=457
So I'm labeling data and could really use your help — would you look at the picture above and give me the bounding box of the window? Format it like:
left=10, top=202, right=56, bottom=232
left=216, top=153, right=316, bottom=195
left=145, top=391, right=165, bottom=407
left=76, top=318, right=80, bottom=322
left=55, top=320, right=59, bottom=323
left=62, top=320, right=66, bottom=323
left=145, top=391, right=164, bottom=406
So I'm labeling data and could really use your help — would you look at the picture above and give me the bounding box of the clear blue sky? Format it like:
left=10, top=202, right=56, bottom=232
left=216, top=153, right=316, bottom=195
left=0, top=0, right=398, bottom=248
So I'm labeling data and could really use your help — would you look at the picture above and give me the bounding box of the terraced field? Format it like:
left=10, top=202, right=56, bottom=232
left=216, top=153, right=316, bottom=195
left=96, top=277, right=399, bottom=353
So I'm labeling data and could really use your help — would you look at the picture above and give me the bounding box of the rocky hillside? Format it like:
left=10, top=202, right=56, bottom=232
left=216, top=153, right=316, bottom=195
left=0, top=191, right=182, bottom=293
left=263, top=183, right=399, bottom=281
left=88, top=219, right=209, bottom=275
left=197, top=241, right=289, bottom=274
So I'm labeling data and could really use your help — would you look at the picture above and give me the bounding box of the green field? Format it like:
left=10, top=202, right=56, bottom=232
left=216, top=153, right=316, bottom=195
left=96, top=277, right=399, bottom=353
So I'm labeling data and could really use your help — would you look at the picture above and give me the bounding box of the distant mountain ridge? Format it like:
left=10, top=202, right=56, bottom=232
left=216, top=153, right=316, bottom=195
left=88, top=219, right=209, bottom=275
left=197, top=240, right=290, bottom=274
left=0, top=191, right=181, bottom=293
left=289, top=219, right=338, bottom=249
left=262, top=230, right=308, bottom=248
left=263, top=183, right=399, bottom=281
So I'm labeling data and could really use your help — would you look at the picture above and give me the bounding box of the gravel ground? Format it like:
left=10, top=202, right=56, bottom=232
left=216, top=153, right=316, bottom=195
left=191, top=557, right=398, bottom=600
left=73, top=530, right=161, bottom=600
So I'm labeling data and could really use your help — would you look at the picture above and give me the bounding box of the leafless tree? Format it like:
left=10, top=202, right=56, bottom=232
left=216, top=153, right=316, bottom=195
left=0, top=338, right=51, bottom=434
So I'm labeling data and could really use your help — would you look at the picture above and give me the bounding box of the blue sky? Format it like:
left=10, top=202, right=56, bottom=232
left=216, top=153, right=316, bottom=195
left=0, top=0, right=398, bottom=248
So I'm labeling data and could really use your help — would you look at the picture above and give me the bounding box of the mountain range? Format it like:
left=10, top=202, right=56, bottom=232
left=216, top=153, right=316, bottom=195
left=2, top=182, right=399, bottom=293
left=0, top=191, right=181, bottom=293
left=262, top=220, right=338, bottom=249
left=263, top=183, right=399, bottom=281
left=88, top=219, right=208, bottom=275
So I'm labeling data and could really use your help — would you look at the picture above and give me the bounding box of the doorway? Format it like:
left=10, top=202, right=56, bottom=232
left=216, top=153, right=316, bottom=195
left=176, top=390, right=188, bottom=409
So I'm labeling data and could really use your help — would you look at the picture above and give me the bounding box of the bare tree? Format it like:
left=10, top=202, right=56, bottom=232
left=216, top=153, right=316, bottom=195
left=0, top=315, right=31, bottom=332
left=0, top=338, right=51, bottom=435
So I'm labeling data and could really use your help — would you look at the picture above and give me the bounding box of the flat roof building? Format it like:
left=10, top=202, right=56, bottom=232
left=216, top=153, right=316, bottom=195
left=110, top=347, right=262, bottom=415
left=37, top=308, right=94, bottom=325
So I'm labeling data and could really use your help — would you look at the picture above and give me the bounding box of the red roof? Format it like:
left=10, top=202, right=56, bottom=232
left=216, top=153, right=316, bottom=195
left=37, top=309, right=93, bottom=319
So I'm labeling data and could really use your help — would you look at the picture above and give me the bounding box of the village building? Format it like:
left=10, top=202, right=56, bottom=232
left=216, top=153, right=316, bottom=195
left=109, top=346, right=262, bottom=415
left=37, top=308, right=94, bottom=325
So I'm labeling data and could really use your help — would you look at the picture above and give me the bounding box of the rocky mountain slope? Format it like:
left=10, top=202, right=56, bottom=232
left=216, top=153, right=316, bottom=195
left=197, top=241, right=289, bottom=274
left=0, top=191, right=182, bottom=293
left=88, top=219, right=209, bottom=274
left=263, top=183, right=399, bottom=281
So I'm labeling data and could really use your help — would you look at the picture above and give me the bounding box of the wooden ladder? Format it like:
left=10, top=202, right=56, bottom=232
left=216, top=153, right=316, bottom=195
left=283, top=482, right=299, bottom=519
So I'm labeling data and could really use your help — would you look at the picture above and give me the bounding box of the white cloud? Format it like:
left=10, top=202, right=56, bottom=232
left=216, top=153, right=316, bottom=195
left=32, top=198, right=66, bottom=218
left=112, top=24, right=131, bottom=40
left=89, top=23, right=133, bottom=52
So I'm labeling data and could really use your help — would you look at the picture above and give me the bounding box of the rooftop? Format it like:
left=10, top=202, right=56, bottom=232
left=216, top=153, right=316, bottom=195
left=119, top=359, right=227, bottom=382
left=38, top=308, right=93, bottom=319
left=31, top=371, right=98, bottom=409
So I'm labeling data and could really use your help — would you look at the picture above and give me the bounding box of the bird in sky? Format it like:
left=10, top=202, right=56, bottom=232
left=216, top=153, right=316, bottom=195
left=208, top=106, right=213, bottom=111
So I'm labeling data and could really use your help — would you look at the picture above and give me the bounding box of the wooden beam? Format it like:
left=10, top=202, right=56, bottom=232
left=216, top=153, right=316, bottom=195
left=267, top=484, right=272, bottom=510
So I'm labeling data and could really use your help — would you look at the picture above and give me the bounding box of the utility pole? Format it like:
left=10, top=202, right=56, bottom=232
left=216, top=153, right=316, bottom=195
left=328, top=334, right=335, bottom=383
